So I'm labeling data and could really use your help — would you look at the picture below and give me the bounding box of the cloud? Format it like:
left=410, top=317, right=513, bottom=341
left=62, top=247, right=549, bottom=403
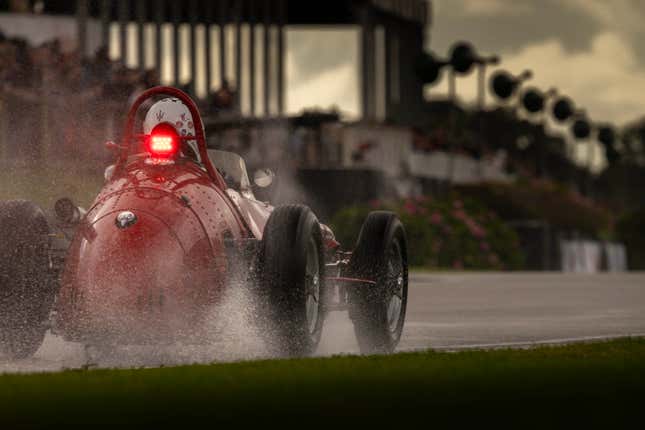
left=431, top=0, right=645, bottom=65
left=286, top=53, right=359, bottom=118
left=285, top=28, right=360, bottom=117
left=460, top=0, right=533, bottom=16
left=429, top=31, right=645, bottom=126
left=286, top=28, right=359, bottom=83
left=564, top=0, right=645, bottom=33
left=430, top=0, right=602, bottom=58
left=500, top=32, right=644, bottom=125
left=562, top=0, right=645, bottom=65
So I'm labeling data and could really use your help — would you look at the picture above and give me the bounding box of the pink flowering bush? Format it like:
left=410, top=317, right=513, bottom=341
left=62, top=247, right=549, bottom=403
left=457, top=180, right=612, bottom=236
left=331, top=195, right=524, bottom=270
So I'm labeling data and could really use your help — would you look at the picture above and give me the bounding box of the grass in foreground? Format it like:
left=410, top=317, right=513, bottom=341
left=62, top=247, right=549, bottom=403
left=1, top=339, right=645, bottom=427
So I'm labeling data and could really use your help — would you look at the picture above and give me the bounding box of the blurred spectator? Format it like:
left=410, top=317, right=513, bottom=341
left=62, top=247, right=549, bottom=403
left=0, top=35, right=165, bottom=165
left=210, top=79, right=236, bottom=114
left=84, top=45, right=112, bottom=86
left=9, top=0, right=30, bottom=13
left=127, top=68, right=160, bottom=106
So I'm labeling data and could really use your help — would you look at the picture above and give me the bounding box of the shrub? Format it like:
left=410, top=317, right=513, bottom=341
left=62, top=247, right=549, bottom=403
left=330, top=195, right=524, bottom=270
left=457, top=180, right=613, bottom=237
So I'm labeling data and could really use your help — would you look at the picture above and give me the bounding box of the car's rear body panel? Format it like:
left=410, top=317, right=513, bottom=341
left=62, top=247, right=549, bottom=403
left=55, top=160, right=251, bottom=344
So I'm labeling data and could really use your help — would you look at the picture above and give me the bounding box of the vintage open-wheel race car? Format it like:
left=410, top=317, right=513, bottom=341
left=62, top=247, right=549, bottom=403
left=0, top=86, right=408, bottom=360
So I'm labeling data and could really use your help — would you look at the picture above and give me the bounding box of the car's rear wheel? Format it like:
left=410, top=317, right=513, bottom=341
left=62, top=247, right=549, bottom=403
left=347, top=211, right=408, bottom=354
left=0, top=200, right=55, bottom=359
left=258, top=205, right=326, bottom=357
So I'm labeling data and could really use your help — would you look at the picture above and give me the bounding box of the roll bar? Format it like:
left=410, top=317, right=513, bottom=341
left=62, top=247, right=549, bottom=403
left=116, top=86, right=227, bottom=190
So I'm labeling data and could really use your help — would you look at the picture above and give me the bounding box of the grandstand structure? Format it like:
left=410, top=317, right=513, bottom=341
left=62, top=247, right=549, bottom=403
left=1, top=0, right=430, bottom=123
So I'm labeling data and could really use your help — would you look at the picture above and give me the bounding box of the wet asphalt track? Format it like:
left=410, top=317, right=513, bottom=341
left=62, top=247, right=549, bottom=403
left=2, top=272, right=645, bottom=373
left=319, top=272, right=645, bottom=353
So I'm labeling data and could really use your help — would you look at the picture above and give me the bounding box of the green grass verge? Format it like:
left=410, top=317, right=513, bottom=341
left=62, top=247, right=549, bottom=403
left=2, top=339, right=645, bottom=427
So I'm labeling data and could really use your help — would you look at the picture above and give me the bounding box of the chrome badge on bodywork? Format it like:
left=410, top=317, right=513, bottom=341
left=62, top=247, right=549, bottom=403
left=115, top=211, right=138, bottom=229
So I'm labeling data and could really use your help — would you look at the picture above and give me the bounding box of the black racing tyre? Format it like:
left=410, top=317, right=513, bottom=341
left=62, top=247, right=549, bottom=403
left=347, top=211, right=408, bottom=354
left=0, top=200, right=54, bottom=359
left=258, top=204, right=326, bottom=357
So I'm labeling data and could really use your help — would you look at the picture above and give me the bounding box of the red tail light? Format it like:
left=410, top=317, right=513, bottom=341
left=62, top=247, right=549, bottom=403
left=146, top=124, right=179, bottom=158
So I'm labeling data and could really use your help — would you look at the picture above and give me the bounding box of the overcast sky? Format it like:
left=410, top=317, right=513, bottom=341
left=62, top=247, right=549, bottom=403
left=429, top=0, right=645, bottom=126
left=287, top=0, right=645, bottom=128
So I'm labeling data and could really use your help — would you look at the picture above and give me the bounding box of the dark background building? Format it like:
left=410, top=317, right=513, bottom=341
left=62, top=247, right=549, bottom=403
left=1, top=0, right=430, bottom=124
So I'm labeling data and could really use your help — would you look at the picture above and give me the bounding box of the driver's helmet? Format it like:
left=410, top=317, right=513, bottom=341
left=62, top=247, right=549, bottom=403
left=143, top=97, right=200, bottom=160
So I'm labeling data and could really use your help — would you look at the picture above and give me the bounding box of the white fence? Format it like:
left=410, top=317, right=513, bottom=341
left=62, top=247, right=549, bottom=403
left=339, top=124, right=513, bottom=184
left=560, top=240, right=628, bottom=273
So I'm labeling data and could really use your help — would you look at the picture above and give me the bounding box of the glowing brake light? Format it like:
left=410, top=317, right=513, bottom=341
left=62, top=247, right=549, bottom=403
left=151, top=135, right=174, bottom=153
left=146, top=123, right=179, bottom=159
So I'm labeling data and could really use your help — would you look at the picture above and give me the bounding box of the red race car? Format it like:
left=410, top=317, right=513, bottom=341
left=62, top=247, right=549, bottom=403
left=0, top=87, right=408, bottom=359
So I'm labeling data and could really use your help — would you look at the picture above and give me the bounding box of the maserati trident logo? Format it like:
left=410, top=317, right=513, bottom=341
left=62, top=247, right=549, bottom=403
left=115, top=211, right=138, bottom=229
